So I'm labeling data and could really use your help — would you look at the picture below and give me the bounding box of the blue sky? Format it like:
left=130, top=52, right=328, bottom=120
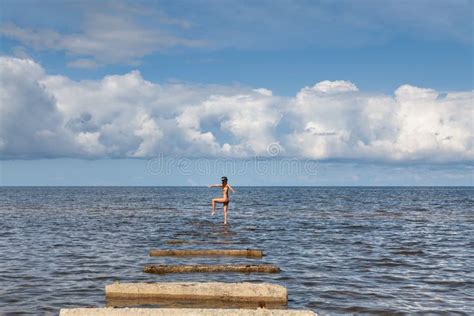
left=0, top=0, right=473, bottom=186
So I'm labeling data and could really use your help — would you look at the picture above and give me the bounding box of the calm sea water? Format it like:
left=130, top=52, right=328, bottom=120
left=0, top=187, right=472, bottom=315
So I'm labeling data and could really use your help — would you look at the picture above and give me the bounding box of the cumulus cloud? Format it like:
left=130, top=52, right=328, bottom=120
left=0, top=56, right=472, bottom=162
left=285, top=82, right=473, bottom=162
left=304, top=80, right=359, bottom=94
left=0, top=57, right=75, bottom=158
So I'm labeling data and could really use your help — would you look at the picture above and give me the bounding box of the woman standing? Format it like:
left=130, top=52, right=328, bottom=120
left=208, top=176, right=236, bottom=225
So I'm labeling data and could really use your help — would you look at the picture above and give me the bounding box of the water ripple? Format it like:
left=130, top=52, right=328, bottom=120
left=0, top=186, right=473, bottom=314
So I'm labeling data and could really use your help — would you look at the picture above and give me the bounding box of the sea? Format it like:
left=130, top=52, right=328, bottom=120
left=0, top=186, right=472, bottom=315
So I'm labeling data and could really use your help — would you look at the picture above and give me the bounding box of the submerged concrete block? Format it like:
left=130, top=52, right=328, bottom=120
left=149, top=249, right=263, bottom=258
left=143, top=264, right=280, bottom=274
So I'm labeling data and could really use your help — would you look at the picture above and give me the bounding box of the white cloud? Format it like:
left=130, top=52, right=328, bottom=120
left=0, top=10, right=205, bottom=67
left=308, top=80, right=359, bottom=94
left=285, top=82, right=473, bottom=162
left=176, top=92, right=281, bottom=157
left=0, top=57, right=75, bottom=158
left=1, top=56, right=472, bottom=163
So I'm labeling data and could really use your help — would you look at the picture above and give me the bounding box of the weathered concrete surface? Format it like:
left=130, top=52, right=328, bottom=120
left=143, top=264, right=279, bottom=274
left=60, top=308, right=316, bottom=316
left=105, top=282, right=287, bottom=303
left=149, top=249, right=263, bottom=258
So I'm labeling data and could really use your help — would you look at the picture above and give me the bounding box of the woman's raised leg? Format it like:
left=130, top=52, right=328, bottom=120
left=211, top=198, right=226, bottom=215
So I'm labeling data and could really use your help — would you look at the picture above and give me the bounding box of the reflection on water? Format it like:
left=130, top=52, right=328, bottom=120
left=0, top=186, right=473, bottom=315
left=106, top=297, right=286, bottom=310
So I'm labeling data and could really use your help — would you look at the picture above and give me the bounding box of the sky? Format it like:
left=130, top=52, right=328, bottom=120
left=0, top=0, right=473, bottom=186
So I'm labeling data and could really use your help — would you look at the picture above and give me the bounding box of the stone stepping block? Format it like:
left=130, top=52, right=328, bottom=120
left=143, top=264, right=280, bottom=274
left=149, top=249, right=263, bottom=258
left=60, top=307, right=317, bottom=315
left=105, top=282, right=288, bottom=304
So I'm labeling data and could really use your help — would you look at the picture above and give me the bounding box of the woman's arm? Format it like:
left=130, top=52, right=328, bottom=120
left=207, top=184, right=222, bottom=188
left=228, top=185, right=236, bottom=193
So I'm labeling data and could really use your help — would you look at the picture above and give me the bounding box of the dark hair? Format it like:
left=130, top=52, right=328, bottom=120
left=221, top=176, right=228, bottom=182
